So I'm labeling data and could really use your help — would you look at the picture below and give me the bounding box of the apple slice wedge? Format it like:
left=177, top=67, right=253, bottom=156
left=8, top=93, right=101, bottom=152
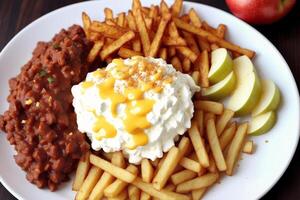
left=252, top=79, right=281, bottom=116
left=248, top=111, right=276, bottom=136
left=202, top=71, right=236, bottom=100
left=227, top=56, right=261, bottom=116
left=208, top=48, right=233, bottom=84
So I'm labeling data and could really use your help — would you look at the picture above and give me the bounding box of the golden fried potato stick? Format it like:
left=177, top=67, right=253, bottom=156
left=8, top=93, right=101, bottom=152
left=100, top=31, right=135, bottom=60
left=242, top=140, right=254, bottom=154
left=219, top=122, right=237, bottom=151
left=171, top=0, right=183, bottom=17
left=87, top=39, right=104, bottom=63
left=90, top=154, right=137, bottom=182
left=128, top=185, right=140, bottom=200
left=171, top=56, right=183, bottom=72
left=173, top=18, right=255, bottom=58
left=133, top=178, right=190, bottom=200
left=82, top=12, right=91, bottom=38
left=192, top=188, right=206, bottom=200
left=216, top=109, right=235, bottom=136
left=217, top=24, right=227, bottom=38
left=148, top=14, right=171, bottom=57
left=141, top=159, right=154, bottom=183
left=206, top=119, right=227, bottom=171
left=176, top=173, right=219, bottom=193
left=171, top=169, right=197, bottom=185
left=134, top=8, right=151, bottom=55
left=90, top=21, right=128, bottom=39
left=88, top=152, right=126, bottom=200
left=176, top=46, right=198, bottom=62
left=162, top=36, right=187, bottom=46
left=188, top=121, right=210, bottom=168
left=104, top=165, right=139, bottom=197
left=194, top=100, right=224, bottom=115
left=118, top=47, right=142, bottom=58
left=75, top=166, right=103, bottom=200
left=73, top=152, right=91, bottom=191
left=159, top=48, right=167, bottom=60
left=104, top=8, right=113, bottom=20
left=107, top=189, right=127, bottom=200
left=226, top=123, right=248, bottom=175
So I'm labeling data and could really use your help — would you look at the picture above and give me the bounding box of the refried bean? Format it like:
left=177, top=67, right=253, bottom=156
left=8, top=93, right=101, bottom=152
left=0, top=25, right=92, bottom=191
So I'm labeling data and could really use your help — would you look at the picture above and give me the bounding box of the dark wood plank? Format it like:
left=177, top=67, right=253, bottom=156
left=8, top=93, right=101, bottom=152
left=0, top=0, right=299, bottom=200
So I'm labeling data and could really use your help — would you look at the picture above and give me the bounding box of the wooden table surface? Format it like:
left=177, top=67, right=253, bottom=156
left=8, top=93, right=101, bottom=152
left=0, top=0, right=299, bottom=199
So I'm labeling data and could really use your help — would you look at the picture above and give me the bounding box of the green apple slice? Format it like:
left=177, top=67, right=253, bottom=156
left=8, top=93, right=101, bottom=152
left=202, top=71, right=236, bottom=100
left=227, top=55, right=261, bottom=116
left=248, top=111, right=276, bottom=136
left=208, top=48, right=233, bottom=84
left=252, top=79, right=281, bottom=116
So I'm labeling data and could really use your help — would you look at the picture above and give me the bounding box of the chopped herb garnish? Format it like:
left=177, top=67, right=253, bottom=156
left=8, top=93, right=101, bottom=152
left=39, top=69, right=47, bottom=77
left=53, top=43, right=60, bottom=49
left=47, top=77, right=55, bottom=83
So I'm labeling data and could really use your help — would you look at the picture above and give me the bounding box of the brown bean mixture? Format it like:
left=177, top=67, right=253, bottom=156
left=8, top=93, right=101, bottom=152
left=0, top=25, right=92, bottom=191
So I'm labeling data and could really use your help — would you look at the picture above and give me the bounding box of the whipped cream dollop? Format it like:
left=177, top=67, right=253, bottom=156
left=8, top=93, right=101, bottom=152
left=72, top=57, right=200, bottom=164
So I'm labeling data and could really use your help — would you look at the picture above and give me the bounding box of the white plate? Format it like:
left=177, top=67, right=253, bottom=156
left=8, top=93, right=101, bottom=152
left=0, top=0, right=299, bottom=200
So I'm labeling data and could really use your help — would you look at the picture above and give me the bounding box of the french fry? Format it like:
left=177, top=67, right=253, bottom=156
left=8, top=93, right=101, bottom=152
left=171, top=169, right=197, bottom=185
left=152, top=147, right=180, bottom=190
left=191, top=71, right=200, bottom=85
left=207, top=155, right=218, bottom=173
left=127, top=11, right=141, bottom=52
left=177, top=136, right=191, bottom=158
left=118, top=47, right=142, bottom=58
left=128, top=185, right=140, bottom=200
left=216, top=109, right=235, bottom=136
left=100, top=31, right=135, bottom=60
left=165, top=183, right=176, bottom=191
left=144, top=17, right=153, bottom=30
left=204, top=113, right=216, bottom=125
left=180, top=14, right=190, bottom=22
left=117, top=12, right=126, bottom=27
left=82, top=12, right=91, bottom=38
left=168, top=21, right=180, bottom=38
left=160, top=0, right=170, bottom=17
left=149, top=5, right=159, bottom=19
left=206, top=119, right=227, bottom=171
left=242, top=140, right=254, bottom=154
left=188, top=8, right=202, bottom=27
left=179, top=157, right=202, bottom=173
left=194, top=110, right=204, bottom=136
left=87, top=40, right=104, bottom=63
left=182, top=31, right=200, bottom=55
left=162, top=36, right=187, bottom=46
left=188, top=121, right=210, bottom=168
left=198, top=50, right=210, bottom=87
left=148, top=14, right=171, bottom=57
left=176, top=173, right=219, bottom=193
left=106, top=19, right=118, bottom=26
left=90, top=21, right=128, bottom=39
left=104, top=8, right=113, bottom=20
left=132, top=0, right=142, bottom=13
left=171, top=0, right=183, bottom=17
left=90, top=154, right=137, bottom=183
left=197, top=37, right=211, bottom=52
left=202, top=21, right=219, bottom=36
left=171, top=56, right=183, bottom=72
left=219, top=122, right=237, bottom=151
left=159, top=48, right=167, bottom=60
left=225, top=123, right=248, bottom=175
left=182, top=57, right=191, bottom=73
left=176, top=46, right=198, bottom=62
left=192, top=188, right=206, bottom=200
left=168, top=47, right=176, bottom=57
left=133, top=178, right=190, bottom=200
left=89, top=152, right=126, bottom=200
left=217, top=24, right=227, bottom=38
left=107, top=190, right=128, bottom=200
left=140, top=192, right=151, bottom=200
left=195, top=100, right=224, bottom=115
left=75, top=166, right=103, bottom=200
left=142, top=7, right=150, bottom=16
left=72, top=152, right=90, bottom=191
left=134, top=8, right=151, bottom=55
left=173, top=18, right=255, bottom=58
left=104, top=165, right=139, bottom=197
left=89, top=32, right=102, bottom=41
left=141, top=159, right=154, bottom=183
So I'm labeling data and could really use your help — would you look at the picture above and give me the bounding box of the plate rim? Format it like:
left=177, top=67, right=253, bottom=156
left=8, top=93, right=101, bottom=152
left=0, top=1, right=299, bottom=200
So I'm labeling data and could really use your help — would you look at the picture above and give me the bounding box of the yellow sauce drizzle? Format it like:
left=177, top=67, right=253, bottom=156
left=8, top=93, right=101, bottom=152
left=92, top=115, right=117, bottom=140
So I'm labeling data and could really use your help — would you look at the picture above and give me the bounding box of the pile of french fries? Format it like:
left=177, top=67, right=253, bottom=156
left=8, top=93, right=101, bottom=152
left=73, top=0, right=256, bottom=199
left=83, top=0, right=255, bottom=88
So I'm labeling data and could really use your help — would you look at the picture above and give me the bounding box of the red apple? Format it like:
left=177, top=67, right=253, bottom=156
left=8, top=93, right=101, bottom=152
left=225, top=0, right=296, bottom=24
